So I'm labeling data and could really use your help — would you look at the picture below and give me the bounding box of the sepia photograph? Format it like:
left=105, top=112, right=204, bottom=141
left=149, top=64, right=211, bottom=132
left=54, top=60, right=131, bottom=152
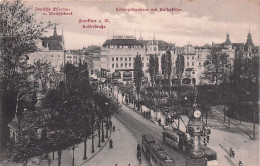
left=0, top=0, right=259, bottom=166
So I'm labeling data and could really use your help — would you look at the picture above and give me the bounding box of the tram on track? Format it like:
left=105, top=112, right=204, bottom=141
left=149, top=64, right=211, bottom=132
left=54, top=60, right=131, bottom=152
left=162, top=127, right=218, bottom=166
left=142, top=134, right=175, bottom=166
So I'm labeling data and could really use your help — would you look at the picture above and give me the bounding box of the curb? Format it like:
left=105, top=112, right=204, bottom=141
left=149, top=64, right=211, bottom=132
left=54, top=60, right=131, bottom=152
left=122, top=102, right=155, bottom=124
left=79, top=129, right=112, bottom=166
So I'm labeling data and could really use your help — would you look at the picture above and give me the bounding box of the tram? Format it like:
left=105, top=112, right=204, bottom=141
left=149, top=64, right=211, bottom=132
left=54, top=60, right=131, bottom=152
left=162, top=127, right=218, bottom=166
left=162, top=126, right=191, bottom=151
left=142, top=134, right=175, bottom=166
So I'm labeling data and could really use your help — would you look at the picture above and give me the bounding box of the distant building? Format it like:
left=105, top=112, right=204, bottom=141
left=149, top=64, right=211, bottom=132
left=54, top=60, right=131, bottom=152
left=101, top=35, right=146, bottom=82
left=28, top=25, right=66, bottom=71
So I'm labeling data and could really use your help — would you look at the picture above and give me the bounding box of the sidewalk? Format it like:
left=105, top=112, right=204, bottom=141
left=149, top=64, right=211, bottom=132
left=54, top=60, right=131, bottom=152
left=85, top=117, right=149, bottom=166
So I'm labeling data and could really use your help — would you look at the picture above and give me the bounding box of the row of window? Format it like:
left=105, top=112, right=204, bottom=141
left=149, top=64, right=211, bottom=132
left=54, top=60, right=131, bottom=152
left=110, top=45, right=142, bottom=49
left=111, top=63, right=149, bottom=68
left=112, top=57, right=132, bottom=61
left=186, top=62, right=202, bottom=66
left=186, top=56, right=194, bottom=60
left=112, top=63, right=132, bottom=68
left=111, top=57, right=147, bottom=62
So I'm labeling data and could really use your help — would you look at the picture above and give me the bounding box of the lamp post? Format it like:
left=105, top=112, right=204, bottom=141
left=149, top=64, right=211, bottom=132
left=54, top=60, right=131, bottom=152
left=105, top=102, right=109, bottom=138
left=72, top=146, right=75, bottom=166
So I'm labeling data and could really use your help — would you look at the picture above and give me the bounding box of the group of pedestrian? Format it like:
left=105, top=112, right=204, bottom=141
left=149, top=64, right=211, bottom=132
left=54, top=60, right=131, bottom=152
left=143, top=111, right=151, bottom=117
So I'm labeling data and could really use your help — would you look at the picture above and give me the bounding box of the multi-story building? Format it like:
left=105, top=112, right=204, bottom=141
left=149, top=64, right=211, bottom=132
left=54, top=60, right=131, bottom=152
left=187, top=34, right=236, bottom=85
left=28, top=25, right=66, bottom=71
left=101, top=35, right=146, bottom=82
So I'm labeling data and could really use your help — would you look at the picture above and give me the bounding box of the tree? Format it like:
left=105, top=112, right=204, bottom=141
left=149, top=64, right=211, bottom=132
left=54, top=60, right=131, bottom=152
left=175, top=53, right=184, bottom=129
left=134, top=54, right=143, bottom=111
left=203, top=49, right=229, bottom=86
left=31, top=60, right=56, bottom=93
left=148, top=54, right=159, bottom=87
left=0, top=0, right=51, bottom=151
left=161, top=50, right=172, bottom=85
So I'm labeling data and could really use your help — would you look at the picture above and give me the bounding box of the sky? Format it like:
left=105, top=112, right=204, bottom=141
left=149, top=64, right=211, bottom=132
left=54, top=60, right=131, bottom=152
left=24, top=0, right=260, bottom=50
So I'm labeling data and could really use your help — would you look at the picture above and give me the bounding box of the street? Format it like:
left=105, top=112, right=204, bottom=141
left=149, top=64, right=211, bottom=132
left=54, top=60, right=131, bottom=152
left=115, top=103, right=188, bottom=166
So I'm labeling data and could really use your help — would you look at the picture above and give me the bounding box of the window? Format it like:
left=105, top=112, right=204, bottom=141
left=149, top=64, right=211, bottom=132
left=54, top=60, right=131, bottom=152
left=147, top=57, right=149, bottom=60
left=187, top=57, right=189, bottom=60
left=199, top=62, right=201, bottom=66
left=192, top=62, right=194, bottom=66
left=51, top=55, right=53, bottom=57
left=121, top=63, right=123, bottom=67
left=154, top=47, right=157, bottom=51
left=150, top=47, right=152, bottom=51
left=116, top=58, right=118, bottom=61
left=187, top=62, right=189, bottom=66
left=198, top=54, right=200, bottom=58
left=58, top=55, right=60, bottom=57
left=120, top=58, right=123, bottom=61
left=129, top=63, right=131, bottom=67
left=142, top=63, right=144, bottom=67
left=147, top=63, right=149, bottom=67
left=142, top=57, right=144, bottom=60
left=116, top=64, right=118, bottom=68
left=192, top=56, right=194, bottom=60
left=192, top=71, right=195, bottom=74
left=125, top=58, right=127, bottom=61
left=129, top=57, right=131, bottom=61
left=112, top=64, right=114, bottom=68
left=125, top=63, right=127, bottom=67
left=112, top=57, right=114, bottom=61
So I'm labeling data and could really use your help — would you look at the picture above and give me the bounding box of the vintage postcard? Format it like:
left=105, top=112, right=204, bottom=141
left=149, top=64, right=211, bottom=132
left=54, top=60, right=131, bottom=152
left=0, top=0, right=259, bottom=166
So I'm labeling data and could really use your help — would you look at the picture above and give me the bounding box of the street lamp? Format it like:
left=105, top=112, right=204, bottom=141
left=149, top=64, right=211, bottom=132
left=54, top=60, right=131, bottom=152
left=105, top=102, right=109, bottom=138
left=72, top=146, right=75, bottom=166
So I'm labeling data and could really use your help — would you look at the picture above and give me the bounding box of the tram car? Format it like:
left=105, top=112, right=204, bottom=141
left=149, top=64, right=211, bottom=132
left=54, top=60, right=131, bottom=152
left=142, top=134, right=175, bottom=166
left=162, top=126, right=191, bottom=151
left=162, top=127, right=218, bottom=166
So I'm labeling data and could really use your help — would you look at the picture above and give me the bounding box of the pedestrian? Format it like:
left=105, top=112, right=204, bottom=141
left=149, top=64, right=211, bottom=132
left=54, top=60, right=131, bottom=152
left=113, top=125, right=115, bottom=131
left=232, top=150, right=235, bottom=157
left=238, top=161, right=242, bottom=166
left=229, top=148, right=233, bottom=157
left=137, top=144, right=141, bottom=152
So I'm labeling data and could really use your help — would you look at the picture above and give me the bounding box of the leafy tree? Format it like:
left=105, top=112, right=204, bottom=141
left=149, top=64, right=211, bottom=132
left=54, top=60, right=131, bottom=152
left=148, top=54, right=159, bottom=87
left=0, top=0, right=51, bottom=151
left=31, top=60, right=56, bottom=93
left=175, top=53, right=184, bottom=129
left=203, top=49, right=229, bottom=86
left=134, top=54, right=143, bottom=110
left=161, top=50, right=172, bottom=85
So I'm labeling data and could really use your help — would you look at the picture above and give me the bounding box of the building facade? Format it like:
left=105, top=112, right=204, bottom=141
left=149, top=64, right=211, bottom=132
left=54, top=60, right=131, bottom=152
left=28, top=25, right=66, bottom=71
left=101, top=35, right=146, bottom=82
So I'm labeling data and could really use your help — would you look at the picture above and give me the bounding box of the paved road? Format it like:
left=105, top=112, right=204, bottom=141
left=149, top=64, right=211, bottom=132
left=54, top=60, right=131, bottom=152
left=115, top=104, right=189, bottom=166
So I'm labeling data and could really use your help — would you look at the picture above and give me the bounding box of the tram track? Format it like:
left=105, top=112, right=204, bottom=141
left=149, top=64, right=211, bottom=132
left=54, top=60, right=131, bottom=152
left=115, top=105, right=188, bottom=166
left=211, top=108, right=254, bottom=139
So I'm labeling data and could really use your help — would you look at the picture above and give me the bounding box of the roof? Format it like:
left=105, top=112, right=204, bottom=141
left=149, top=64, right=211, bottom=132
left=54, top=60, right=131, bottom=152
left=102, top=39, right=143, bottom=47
left=139, top=40, right=150, bottom=45
left=232, top=43, right=244, bottom=49
left=157, top=150, right=172, bottom=160
left=41, top=35, right=64, bottom=50
left=224, top=34, right=232, bottom=46
left=142, top=134, right=156, bottom=143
